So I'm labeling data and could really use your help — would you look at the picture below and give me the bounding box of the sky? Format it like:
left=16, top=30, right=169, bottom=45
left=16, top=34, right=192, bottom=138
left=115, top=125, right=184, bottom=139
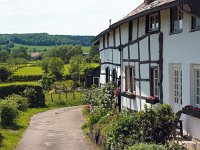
left=0, top=0, right=142, bottom=36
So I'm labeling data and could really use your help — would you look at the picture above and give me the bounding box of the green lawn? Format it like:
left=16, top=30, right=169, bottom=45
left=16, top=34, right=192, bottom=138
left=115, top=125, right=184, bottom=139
left=14, top=66, right=43, bottom=76
left=82, top=46, right=90, bottom=53
left=0, top=81, right=38, bottom=87
left=13, top=63, right=99, bottom=76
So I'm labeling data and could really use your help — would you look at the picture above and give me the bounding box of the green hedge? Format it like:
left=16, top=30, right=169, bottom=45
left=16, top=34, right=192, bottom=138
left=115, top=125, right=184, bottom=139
left=9, top=75, right=42, bottom=81
left=9, top=75, right=71, bottom=81
left=0, top=84, right=45, bottom=107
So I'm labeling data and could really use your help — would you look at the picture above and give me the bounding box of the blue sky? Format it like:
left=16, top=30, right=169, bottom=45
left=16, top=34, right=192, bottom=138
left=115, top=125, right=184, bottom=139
left=0, top=0, right=142, bottom=35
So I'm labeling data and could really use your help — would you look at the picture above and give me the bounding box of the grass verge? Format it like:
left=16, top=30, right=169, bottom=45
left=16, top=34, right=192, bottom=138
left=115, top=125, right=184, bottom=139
left=0, top=108, right=50, bottom=150
left=0, top=91, right=84, bottom=150
left=81, top=108, right=100, bottom=150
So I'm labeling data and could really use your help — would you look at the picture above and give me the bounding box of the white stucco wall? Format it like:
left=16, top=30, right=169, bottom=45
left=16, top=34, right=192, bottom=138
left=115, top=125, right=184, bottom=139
left=98, top=4, right=200, bottom=140
left=160, top=8, right=200, bottom=140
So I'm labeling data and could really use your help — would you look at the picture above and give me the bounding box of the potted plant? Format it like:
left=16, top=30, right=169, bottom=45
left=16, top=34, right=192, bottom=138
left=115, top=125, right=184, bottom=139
left=146, top=96, right=159, bottom=104
left=182, top=105, right=200, bottom=119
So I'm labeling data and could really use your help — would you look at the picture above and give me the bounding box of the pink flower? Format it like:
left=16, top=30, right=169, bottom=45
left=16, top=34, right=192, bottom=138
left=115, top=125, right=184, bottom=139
left=86, top=103, right=90, bottom=110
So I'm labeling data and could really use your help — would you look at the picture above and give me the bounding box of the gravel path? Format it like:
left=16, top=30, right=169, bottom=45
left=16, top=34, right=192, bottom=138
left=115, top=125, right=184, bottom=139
left=16, top=106, right=95, bottom=150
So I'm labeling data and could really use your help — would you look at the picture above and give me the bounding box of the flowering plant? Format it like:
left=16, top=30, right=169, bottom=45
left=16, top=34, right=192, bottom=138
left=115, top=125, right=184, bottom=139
left=146, top=96, right=159, bottom=104
left=183, top=105, right=200, bottom=119
left=147, top=96, right=159, bottom=101
left=86, top=103, right=91, bottom=110
left=184, top=105, right=200, bottom=111
left=114, top=87, right=121, bottom=96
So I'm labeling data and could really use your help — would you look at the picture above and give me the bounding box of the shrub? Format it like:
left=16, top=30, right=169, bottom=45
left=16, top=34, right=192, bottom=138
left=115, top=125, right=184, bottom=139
left=82, top=83, right=115, bottom=110
left=23, top=88, right=38, bottom=107
left=105, top=112, right=141, bottom=150
left=126, top=143, right=168, bottom=150
left=39, top=73, right=56, bottom=90
left=139, top=104, right=176, bottom=144
left=10, top=75, right=42, bottom=82
left=88, top=106, right=109, bottom=126
left=5, top=94, right=28, bottom=111
left=1, top=101, right=19, bottom=126
left=105, top=105, right=176, bottom=150
left=126, top=142, right=187, bottom=150
left=0, top=84, right=45, bottom=107
left=0, top=67, right=12, bottom=82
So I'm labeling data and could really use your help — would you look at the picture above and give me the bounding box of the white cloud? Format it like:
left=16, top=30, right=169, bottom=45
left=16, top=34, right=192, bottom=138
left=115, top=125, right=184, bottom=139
left=0, top=0, right=143, bottom=35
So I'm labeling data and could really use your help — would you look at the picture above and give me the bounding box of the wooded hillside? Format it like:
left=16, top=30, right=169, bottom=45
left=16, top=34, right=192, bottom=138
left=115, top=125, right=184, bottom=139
left=0, top=33, right=94, bottom=46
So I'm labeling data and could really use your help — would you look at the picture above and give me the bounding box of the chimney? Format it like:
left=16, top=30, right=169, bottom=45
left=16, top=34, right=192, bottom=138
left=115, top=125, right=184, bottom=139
left=144, top=0, right=154, bottom=5
left=109, top=19, right=112, bottom=26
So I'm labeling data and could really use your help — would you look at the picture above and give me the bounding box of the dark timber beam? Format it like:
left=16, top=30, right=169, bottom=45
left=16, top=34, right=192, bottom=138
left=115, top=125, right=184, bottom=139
left=159, top=32, right=164, bottom=104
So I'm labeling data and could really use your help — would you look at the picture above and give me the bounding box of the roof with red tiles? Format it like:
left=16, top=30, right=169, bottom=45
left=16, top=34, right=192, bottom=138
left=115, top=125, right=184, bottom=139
left=124, top=0, right=176, bottom=19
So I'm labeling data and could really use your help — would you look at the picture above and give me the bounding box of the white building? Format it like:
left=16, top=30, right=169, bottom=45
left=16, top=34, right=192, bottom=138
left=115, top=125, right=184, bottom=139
left=93, top=0, right=200, bottom=140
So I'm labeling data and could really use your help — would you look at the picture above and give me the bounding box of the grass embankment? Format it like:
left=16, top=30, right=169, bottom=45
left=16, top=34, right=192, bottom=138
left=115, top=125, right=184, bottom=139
left=0, top=80, right=84, bottom=150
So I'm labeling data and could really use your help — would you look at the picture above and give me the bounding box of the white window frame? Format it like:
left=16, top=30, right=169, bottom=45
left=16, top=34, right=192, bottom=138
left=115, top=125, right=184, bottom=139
left=149, top=13, right=159, bottom=31
left=125, top=66, right=136, bottom=94
left=191, top=65, right=200, bottom=107
left=171, top=7, right=183, bottom=33
left=174, top=68, right=182, bottom=104
left=169, top=64, right=182, bottom=112
left=153, top=68, right=159, bottom=97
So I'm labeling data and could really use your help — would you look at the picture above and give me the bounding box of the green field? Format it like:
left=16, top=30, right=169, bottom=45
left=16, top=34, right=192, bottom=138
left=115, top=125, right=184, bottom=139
left=82, top=46, right=90, bottom=53
left=13, top=43, right=90, bottom=53
left=13, top=43, right=52, bottom=52
left=14, top=66, right=43, bottom=76
left=13, top=63, right=99, bottom=76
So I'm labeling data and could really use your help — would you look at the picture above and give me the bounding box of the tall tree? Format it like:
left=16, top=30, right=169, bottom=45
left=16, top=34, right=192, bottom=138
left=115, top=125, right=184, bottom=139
left=12, top=46, right=29, bottom=60
left=0, top=50, right=9, bottom=62
left=48, top=57, right=64, bottom=76
left=69, top=55, right=86, bottom=86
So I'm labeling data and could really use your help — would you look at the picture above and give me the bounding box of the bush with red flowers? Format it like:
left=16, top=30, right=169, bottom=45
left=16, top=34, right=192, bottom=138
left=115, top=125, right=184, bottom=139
left=86, top=103, right=91, bottom=110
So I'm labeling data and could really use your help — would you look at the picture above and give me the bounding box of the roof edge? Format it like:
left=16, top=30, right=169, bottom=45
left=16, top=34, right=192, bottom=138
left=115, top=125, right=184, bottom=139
left=92, top=0, right=179, bottom=44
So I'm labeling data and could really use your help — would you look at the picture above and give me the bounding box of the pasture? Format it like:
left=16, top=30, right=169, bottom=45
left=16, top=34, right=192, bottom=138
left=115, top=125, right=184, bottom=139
left=13, top=63, right=99, bottom=76
left=14, top=66, right=43, bottom=76
left=12, top=43, right=90, bottom=53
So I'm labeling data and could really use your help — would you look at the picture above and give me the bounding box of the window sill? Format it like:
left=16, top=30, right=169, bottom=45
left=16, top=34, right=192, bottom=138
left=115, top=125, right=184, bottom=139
left=147, top=29, right=160, bottom=34
left=121, top=92, right=136, bottom=99
left=170, top=30, right=182, bottom=35
left=146, top=98, right=159, bottom=104
left=190, top=28, right=200, bottom=32
left=182, top=107, right=200, bottom=119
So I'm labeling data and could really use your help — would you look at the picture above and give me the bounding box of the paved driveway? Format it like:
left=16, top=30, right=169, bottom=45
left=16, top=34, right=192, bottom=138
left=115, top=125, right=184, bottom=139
left=16, top=106, right=95, bottom=150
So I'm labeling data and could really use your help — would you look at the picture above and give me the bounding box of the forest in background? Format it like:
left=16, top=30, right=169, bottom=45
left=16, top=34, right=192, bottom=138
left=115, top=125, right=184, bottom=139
left=0, top=33, right=94, bottom=46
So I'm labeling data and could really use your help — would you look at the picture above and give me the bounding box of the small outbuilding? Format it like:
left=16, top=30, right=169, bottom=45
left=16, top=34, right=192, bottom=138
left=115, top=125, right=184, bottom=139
left=85, top=66, right=100, bottom=88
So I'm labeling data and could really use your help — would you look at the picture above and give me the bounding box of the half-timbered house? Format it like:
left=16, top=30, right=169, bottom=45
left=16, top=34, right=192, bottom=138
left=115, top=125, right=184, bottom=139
left=93, top=0, right=200, bottom=140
